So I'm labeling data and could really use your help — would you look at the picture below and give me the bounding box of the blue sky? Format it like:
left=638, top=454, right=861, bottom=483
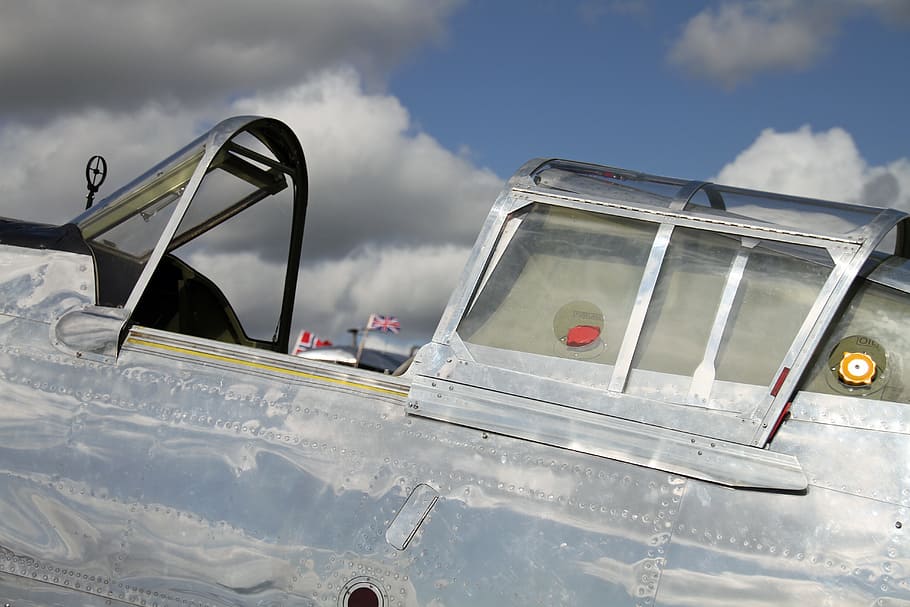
left=390, top=1, right=910, bottom=181
left=1, top=0, right=908, bottom=351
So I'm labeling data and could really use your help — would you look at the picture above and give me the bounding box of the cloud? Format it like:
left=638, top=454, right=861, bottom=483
left=230, top=69, right=501, bottom=343
left=0, top=103, right=204, bottom=225
left=714, top=124, right=910, bottom=212
left=293, top=244, right=473, bottom=346
left=0, top=0, right=461, bottom=122
left=0, top=67, right=502, bottom=348
left=186, top=243, right=471, bottom=346
left=668, top=1, right=910, bottom=88
left=231, top=69, right=502, bottom=260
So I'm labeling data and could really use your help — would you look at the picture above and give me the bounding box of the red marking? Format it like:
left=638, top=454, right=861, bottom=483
left=767, top=401, right=793, bottom=444
left=770, top=367, right=790, bottom=397
left=567, top=325, right=601, bottom=347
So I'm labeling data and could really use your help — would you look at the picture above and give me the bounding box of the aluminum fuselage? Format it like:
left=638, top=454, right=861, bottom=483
left=1, top=117, right=908, bottom=606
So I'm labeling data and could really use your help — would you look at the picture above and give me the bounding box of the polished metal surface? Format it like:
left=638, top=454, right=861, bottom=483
left=0, top=245, right=94, bottom=323
left=409, top=373, right=807, bottom=491
left=0, top=317, right=689, bottom=606
left=52, top=305, right=131, bottom=363
left=385, top=484, right=439, bottom=551
left=2, top=121, right=910, bottom=605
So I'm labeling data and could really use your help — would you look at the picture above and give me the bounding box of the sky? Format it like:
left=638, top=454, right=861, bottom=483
left=0, top=0, right=908, bottom=354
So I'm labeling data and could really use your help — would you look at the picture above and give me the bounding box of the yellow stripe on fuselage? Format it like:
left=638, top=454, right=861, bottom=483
left=125, top=337, right=409, bottom=398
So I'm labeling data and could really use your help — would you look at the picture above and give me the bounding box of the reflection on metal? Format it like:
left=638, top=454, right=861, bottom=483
left=410, top=375, right=807, bottom=491
left=126, top=326, right=410, bottom=399
left=52, top=305, right=130, bottom=363
left=386, top=483, right=439, bottom=550
left=0, top=246, right=94, bottom=323
left=3, top=122, right=910, bottom=605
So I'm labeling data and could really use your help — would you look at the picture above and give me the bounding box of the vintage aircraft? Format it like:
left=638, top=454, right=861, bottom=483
left=0, top=115, right=908, bottom=606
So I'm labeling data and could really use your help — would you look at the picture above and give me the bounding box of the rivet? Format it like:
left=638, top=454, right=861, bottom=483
left=897, top=521, right=903, bottom=529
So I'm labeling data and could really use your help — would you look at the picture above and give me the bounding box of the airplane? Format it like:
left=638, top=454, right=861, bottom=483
left=0, top=114, right=908, bottom=606
left=294, top=345, right=411, bottom=375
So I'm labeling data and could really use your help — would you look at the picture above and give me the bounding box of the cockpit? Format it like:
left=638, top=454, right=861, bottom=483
left=70, top=116, right=306, bottom=353
left=408, top=158, right=910, bottom=489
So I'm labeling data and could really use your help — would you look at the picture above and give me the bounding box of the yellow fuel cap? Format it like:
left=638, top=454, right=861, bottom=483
left=838, top=351, right=876, bottom=386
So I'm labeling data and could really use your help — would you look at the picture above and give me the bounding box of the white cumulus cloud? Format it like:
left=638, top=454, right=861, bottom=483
left=0, top=67, right=502, bottom=347
left=669, top=0, right=910, bottom=88
left=714, top=124, right=910, bottom=212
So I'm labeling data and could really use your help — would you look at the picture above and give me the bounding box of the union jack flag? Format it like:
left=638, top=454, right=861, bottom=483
left=369, top=314, right=401, bottom=334
left=292, top=330, right=333, bottom=355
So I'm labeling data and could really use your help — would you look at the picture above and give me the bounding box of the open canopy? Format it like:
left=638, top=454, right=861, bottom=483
left=72, top=116, right=308, bottom=353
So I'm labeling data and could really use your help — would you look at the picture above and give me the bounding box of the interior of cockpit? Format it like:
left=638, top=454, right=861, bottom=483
left=72, top=118, right=306, bottom=354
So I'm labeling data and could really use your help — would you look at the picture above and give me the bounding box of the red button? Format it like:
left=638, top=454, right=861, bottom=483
left=567, top=325, right=600, bottom=347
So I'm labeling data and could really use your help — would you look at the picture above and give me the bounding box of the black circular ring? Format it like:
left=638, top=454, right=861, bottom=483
left=85, top=155, right=108, bottom=189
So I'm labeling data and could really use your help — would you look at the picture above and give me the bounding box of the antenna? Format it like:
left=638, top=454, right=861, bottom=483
left=84, top=155, right=108, bottom=210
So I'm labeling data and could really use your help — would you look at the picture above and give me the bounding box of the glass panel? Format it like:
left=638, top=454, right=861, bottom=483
left=459, top=204, right=659, bottom=364
left=532, top=160, right=681, bottom=207
left=76, top=140, right=206, bottom=307
left=172, top=169, right=292, bottom=341
left=715, top=242, right=832, bottom=385
left=77, top=139, right=204, bottom=247
left=89, top=190, right=182, bottom=258
left=630, top=228, right=739, bottom=376
left=130, top=141, right=294, bottom=347
left=626, top=232, right=832, bottom=410
left=800, top=279, right=910, bottom=403
left=687, top=187, right=881, bottom=238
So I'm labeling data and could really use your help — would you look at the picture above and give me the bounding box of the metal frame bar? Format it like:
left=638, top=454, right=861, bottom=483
left=608, top=223, right=674, bottom=393
left=511, top=187, right=862, bottom=246
left=687, top=241, right=754, bottom=406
